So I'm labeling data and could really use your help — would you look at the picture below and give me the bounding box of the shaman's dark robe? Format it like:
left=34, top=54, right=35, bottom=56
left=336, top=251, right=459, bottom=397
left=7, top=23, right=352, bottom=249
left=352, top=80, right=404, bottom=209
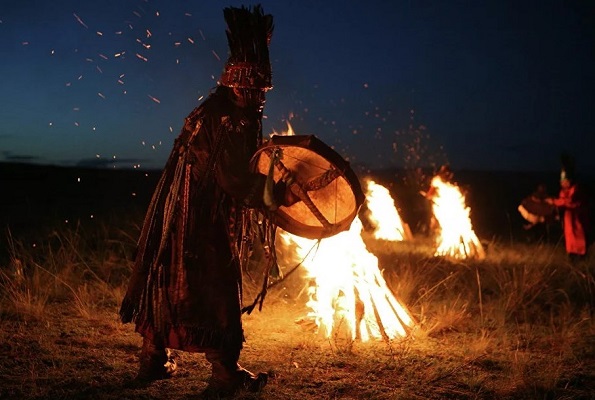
left=120, top=90, right=268, bottom=353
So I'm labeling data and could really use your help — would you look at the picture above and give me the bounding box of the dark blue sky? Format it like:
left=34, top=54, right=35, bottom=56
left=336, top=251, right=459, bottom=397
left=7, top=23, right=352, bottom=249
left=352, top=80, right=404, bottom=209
left=1, top=0, right=593, bottom=172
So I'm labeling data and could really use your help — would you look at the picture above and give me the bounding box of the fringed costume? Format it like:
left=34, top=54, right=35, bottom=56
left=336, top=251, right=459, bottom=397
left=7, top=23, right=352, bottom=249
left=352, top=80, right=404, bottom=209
left=119, top=5, right=283, bottom=394
left=120, top=90, right=269, bottom=352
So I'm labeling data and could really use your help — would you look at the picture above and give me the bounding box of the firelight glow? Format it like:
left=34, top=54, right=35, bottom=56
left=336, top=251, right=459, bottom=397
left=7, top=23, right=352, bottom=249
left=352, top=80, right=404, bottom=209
left=429, top=176, right=486, bottom=260
left=365, top=180, right=410, bottom=242
left=280, top=215, right=414, bottom=342
left=273, top=123, right=413, bottom=341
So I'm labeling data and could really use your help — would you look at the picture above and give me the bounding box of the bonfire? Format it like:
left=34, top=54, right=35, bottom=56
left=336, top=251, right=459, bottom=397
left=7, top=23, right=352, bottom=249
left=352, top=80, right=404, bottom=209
left=365, top=179, right=412, bottom=241
left=427, top=175, right=485, bottom=260
left=280, top=181, right=414, bottom=342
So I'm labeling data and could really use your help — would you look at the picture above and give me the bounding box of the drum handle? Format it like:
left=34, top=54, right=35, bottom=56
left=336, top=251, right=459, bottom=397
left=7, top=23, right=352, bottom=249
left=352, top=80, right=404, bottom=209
left=273, top=156, right=333, bottom=230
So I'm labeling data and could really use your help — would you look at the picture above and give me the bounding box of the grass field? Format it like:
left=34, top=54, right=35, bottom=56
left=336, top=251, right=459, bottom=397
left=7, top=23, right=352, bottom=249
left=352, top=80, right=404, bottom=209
left=0, top=163, right=593, bottom=399
left=1, top=219, right=593, bottom=399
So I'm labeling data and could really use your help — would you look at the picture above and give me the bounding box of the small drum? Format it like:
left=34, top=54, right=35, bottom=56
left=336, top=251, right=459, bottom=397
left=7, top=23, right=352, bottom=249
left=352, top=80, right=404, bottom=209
left=251, top=135, right=365, bottom=239
left=518, top=196, right=556, bottom=224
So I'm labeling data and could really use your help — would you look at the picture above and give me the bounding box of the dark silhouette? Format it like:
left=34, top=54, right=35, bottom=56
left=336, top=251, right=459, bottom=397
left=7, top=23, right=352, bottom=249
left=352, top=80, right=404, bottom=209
left=518, top=183, right=557, bottom=242
left=119, top=5, right=296, bottom=396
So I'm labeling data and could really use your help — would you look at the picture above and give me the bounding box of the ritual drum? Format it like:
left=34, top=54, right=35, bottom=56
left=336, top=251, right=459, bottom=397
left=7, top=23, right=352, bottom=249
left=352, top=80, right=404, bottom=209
left=518, top=196, right=556, bottom=225
left=251, top=135, right=365, bottom=239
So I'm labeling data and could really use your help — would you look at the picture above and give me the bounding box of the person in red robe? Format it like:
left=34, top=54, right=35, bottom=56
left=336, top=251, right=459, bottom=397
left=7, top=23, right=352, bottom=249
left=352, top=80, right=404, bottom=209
left=119, top=5, right=297, bottom=395
left=547, top=159, right=590, bottom=262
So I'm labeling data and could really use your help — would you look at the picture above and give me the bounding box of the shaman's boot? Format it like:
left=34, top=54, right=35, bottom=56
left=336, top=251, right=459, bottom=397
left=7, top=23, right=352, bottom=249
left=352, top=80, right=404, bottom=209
left=204, top=349, right=267, bottom=396
left=136, top=336, right=177, bottom=381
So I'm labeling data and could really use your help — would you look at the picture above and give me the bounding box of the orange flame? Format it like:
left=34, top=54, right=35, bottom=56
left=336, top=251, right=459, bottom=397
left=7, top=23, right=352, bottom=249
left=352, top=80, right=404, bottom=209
left=271, top=121, right=295, bottom=137
left=365, top=180, right=411, bottom=241
left=271, top=124, right=414, bottom=341
left=429, top=176, right=485, bottom=259
left=281, top=218, right=414, bottom=342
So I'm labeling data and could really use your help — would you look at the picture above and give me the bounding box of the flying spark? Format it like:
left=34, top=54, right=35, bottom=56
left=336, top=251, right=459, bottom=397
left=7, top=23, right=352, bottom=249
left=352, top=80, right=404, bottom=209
left=73, top=13, right=88, bottom=29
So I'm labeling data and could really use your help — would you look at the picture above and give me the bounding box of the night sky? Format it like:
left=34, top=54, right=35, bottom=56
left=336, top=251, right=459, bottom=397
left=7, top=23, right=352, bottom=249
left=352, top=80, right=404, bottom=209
left=1, top=0, right=593, bottom=172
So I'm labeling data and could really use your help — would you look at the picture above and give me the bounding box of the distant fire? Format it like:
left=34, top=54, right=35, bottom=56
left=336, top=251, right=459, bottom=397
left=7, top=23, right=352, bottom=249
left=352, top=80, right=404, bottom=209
left=271, top=120, right=295, bottom=137
left=428, top=176, right=485, bottom=260
left=365, top=180, right=411, bottom=241
left=281, top=184, right=414, bottom=342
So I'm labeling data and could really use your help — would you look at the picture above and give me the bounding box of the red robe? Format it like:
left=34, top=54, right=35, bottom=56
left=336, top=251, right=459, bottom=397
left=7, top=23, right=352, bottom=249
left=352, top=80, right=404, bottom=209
left=552, top=183, right=589, bottom=256
left=120, top=89, right=270, bottom=354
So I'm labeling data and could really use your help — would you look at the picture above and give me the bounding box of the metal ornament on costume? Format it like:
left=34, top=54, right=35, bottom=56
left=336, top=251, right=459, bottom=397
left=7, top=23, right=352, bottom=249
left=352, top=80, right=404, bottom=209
left=220, top=5, right=273, bottom=91
left=220, top=62, right=272, bottom=90
left=251, top=135, right=365, bottom=239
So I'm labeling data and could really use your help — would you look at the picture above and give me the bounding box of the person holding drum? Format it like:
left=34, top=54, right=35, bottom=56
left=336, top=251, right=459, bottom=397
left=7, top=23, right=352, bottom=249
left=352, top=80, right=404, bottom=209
left=518, top=183, right=557, bottom=239
left=546, top=155, right=590, bottom=262
left=119, top=5, right=297, bottom=396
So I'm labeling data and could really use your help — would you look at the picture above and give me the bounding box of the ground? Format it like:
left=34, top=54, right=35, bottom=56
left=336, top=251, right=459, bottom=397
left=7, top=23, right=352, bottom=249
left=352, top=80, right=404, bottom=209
left=1, top=263, right=593, bottom=400
left=0, top=163, right=593, bottom=399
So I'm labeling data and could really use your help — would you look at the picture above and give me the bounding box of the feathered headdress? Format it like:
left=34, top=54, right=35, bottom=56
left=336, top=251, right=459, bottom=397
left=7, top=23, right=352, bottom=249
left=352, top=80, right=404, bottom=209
left=560, top=152, right=576, bottom=182
left=220, top=5, right=274, bottom=90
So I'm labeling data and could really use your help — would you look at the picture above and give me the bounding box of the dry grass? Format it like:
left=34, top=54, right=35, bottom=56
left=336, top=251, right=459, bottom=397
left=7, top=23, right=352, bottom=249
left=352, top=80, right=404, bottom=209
left=0, top=222, right=594, bottom=400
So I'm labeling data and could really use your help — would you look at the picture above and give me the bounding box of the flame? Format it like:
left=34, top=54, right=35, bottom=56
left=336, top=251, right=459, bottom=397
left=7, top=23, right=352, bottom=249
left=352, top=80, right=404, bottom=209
left=271, top=124, right=413, bottom=341
left=429, top=176, right=485, bottom=259
left=365, top=180, right=410, bottom=241
left=271, top=121, right=295, bottom=137
left=281, top=216, right=414, bottom=342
